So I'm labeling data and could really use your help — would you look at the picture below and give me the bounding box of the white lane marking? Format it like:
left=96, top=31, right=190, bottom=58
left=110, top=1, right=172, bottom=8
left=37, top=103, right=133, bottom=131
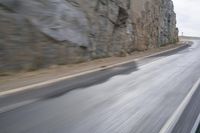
left=159, top=78, right=200, bottom=133
left=0, top=44, right=188, bottom=97
left=191, top=113, right=200, bottom=133
left=0, top=99, right=39, bottom=114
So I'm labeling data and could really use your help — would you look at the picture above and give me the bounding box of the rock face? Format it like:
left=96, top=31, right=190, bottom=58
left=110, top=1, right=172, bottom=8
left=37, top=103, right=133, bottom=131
left=0, top=0, right=178, bottom=72
left=131, top=0, right=179, bottom=50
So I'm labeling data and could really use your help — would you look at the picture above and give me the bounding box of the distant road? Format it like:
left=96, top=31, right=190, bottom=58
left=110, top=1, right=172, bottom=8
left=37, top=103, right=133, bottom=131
left=179, top=36, right=200, bottom=40
left=0, top=40, right=200, bottom=133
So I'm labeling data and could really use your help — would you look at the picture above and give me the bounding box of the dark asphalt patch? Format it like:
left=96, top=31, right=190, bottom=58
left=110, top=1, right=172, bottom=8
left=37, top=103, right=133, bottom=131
left=196, top=123, right=200, bottom=133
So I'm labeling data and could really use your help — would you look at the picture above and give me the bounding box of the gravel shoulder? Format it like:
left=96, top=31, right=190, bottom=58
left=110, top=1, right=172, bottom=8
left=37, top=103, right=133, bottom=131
left=0, top=42, right=186, bottom=92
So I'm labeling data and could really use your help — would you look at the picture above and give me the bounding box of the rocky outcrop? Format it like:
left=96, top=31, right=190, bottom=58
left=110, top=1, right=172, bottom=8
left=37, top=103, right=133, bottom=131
left=132, top=0, right=179, bottom=50
left=0, top=0, right=178, bottom=72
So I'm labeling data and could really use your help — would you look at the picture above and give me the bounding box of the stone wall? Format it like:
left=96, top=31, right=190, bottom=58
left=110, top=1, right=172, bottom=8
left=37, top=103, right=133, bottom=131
left=0, top=0, right=178, bottom=72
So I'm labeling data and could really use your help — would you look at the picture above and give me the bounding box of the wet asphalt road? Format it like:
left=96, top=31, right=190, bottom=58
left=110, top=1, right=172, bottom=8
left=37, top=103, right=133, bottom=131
left=0, top=41, right=200, bottom=133
left=172, top=82, right=200, bottom=133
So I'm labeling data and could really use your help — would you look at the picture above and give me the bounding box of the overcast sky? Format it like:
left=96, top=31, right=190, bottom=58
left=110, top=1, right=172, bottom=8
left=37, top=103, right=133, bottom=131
left=173, top=0, right=200, bottom=37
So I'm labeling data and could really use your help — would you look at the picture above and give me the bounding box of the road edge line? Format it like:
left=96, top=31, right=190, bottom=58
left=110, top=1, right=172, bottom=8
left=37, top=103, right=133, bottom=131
left=0, top=99, right=39, bottom=114
left=159, top=78, right=200, bottom=133
left=0, top=43, right=189, bottom=97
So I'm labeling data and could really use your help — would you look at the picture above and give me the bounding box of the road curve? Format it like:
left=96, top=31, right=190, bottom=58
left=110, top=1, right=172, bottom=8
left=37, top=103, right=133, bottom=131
left=0, top=40, right=200, bottom=133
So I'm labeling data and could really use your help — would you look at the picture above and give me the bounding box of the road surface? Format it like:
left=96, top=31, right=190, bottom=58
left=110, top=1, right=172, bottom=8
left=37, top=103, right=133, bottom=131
left=0, top=40, right=200, bottom=133
left=172, top=81, right=200, bottom=133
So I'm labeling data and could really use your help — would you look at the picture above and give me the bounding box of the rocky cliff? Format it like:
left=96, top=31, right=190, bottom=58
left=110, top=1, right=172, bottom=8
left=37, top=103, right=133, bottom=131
left=0, top=0, right=178, bottom=72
